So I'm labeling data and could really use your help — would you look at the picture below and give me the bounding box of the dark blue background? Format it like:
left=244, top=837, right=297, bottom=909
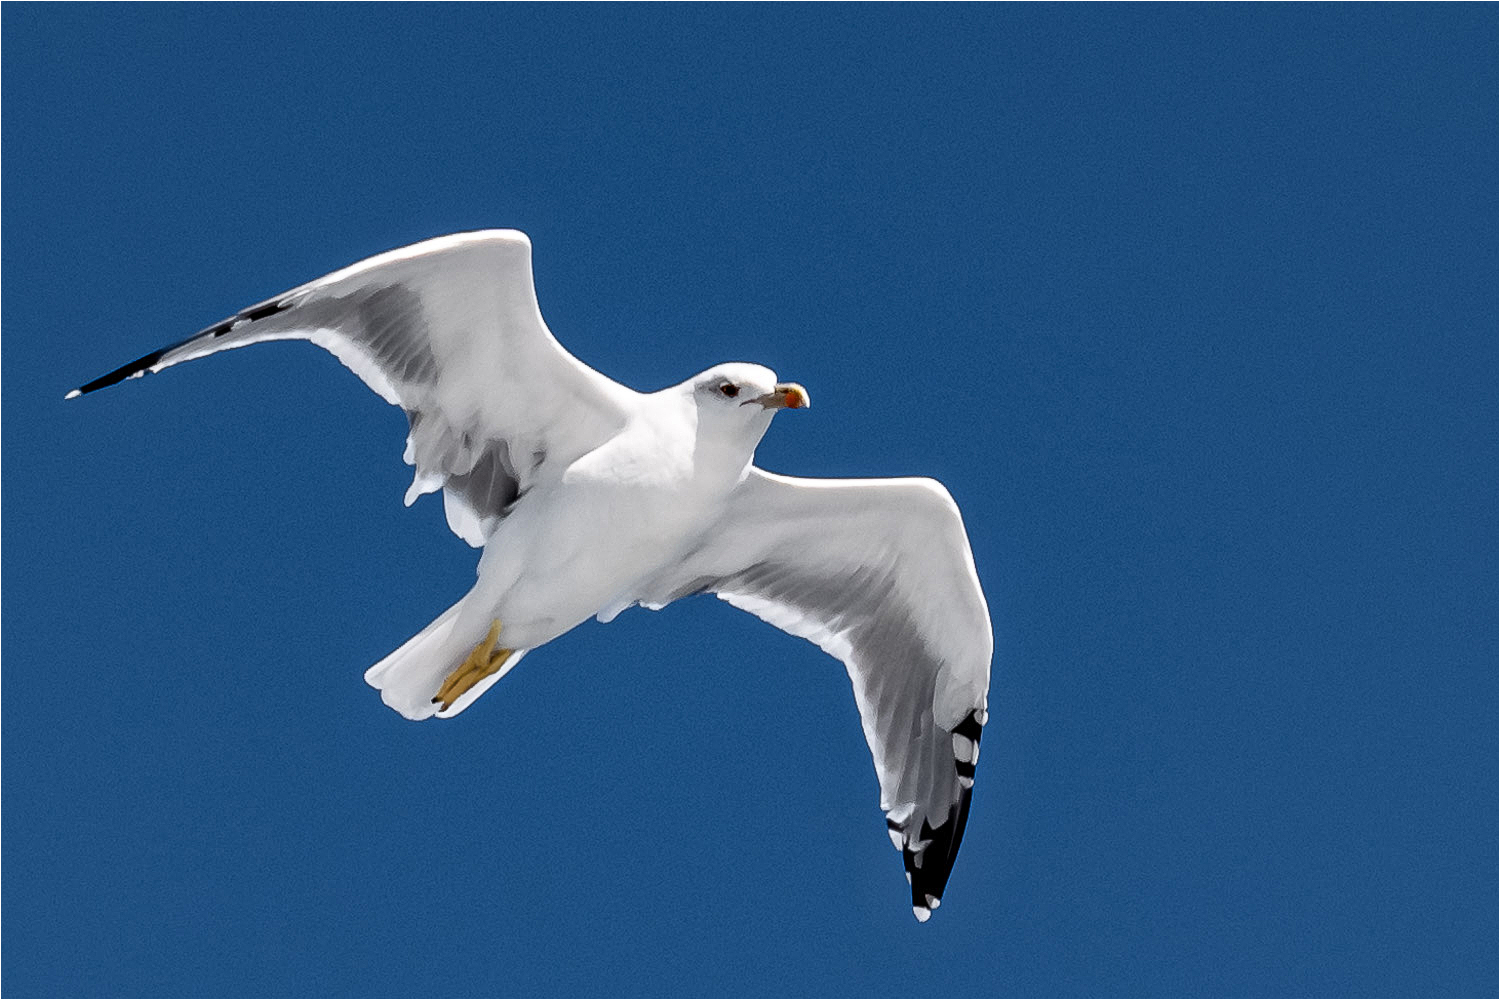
left=5, top=6, right=1494, bottom=996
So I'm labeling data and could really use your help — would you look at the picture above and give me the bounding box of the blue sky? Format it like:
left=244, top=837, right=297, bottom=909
left=4, top=6, right=1494, bottom=996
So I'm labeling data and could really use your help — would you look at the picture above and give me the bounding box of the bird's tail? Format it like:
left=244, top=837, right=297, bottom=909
left=363, top=599, right=529, bottom=721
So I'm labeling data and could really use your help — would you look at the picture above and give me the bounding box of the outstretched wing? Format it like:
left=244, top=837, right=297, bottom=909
left=67, top=230, right=637, bottom=545
left=644, top=468, right=993, bottom=921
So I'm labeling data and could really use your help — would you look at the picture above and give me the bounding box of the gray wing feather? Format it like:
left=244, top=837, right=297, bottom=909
left=644, top=468, right=993, bottom=920
left=68, top=231, right=636, bottom=546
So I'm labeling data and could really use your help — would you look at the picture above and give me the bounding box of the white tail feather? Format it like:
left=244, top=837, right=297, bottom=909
left=364, top=599, right=529, bottom=720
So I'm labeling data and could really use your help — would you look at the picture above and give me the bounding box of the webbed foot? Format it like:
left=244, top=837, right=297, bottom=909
left=433, top=619, right=514, bottom=711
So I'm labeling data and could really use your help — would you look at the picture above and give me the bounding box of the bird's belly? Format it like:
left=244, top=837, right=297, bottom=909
left=472, top=479, right=721, bottom=648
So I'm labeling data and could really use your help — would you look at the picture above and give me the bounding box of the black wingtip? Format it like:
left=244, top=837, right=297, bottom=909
left=903, top=784, right=974, bottom=919
left=66, top=294, right=294, bottom=401
left=898, top=708, right=987, bottom=920
left=66, top=344, right=172, bottom=399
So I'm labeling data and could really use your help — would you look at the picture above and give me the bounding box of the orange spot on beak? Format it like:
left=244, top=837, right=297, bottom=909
left=773, top=382, right=810, bottom=410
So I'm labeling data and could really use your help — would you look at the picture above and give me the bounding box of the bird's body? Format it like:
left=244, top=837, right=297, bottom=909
left=69, top=231, right=992, bottom=921
left=379, top=364, right=788, bottom=718
left=467, top=389, right=731, bottom=651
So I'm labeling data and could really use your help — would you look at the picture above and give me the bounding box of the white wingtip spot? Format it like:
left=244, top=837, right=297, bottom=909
left=913, top=905, right=931, bottom=923
left=958, top=775, right=974, bottom=789
left=975, top=708, right=988, bottom=726
left=926, top=895, right=941, bottom=909
left=64, top=388, right=82, bottom=400
left=953, top=733, right=975, bottom=763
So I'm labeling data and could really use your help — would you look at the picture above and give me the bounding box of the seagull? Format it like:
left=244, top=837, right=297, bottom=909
left=67, top=230, right=993, bottom=921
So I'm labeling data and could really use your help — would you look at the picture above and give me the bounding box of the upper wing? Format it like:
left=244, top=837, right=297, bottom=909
left=67, top=230, right=638, bottom=545
left=643, top=468, right=993, bottom=921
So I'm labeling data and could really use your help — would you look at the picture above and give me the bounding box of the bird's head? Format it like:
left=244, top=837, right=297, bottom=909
left=676, top=364, right=809, bottom=474
left=688, top=362, right=809, bottom=418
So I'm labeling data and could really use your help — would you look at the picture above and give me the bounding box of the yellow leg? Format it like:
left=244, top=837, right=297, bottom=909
left=432, top=619, right=514, bottom=711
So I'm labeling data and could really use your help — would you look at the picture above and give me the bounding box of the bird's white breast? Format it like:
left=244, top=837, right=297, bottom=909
left=470, top=403, right=748, bottom=649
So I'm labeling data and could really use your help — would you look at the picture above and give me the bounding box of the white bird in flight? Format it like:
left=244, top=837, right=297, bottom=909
left=68, top=230, right=993, bottom=921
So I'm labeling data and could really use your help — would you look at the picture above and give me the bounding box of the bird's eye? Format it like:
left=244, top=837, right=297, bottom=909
left=719, top=384, right=740, bottom=398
